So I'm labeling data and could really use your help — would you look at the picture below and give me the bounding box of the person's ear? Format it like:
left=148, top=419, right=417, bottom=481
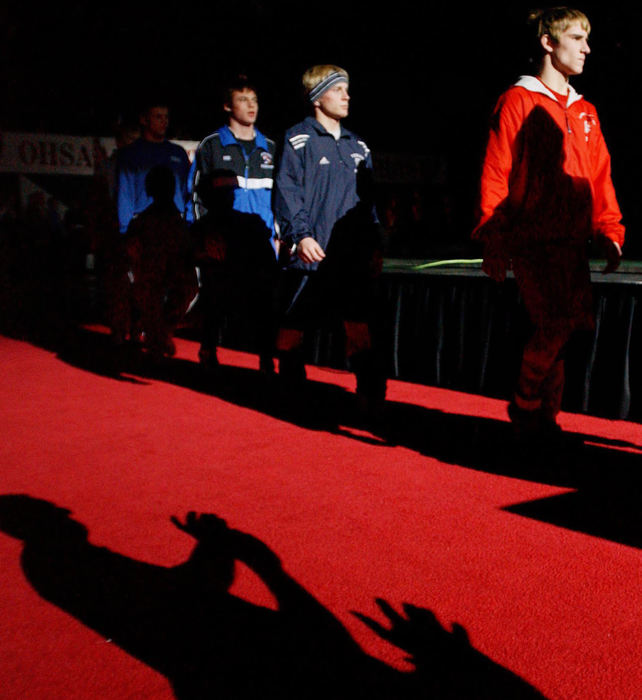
left=541, top=33, right=556, bottom=54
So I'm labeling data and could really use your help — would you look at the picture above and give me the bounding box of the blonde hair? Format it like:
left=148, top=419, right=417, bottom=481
left=302, top=64, right=349, bottom=98
left=528, top=7, right=590, bottom=43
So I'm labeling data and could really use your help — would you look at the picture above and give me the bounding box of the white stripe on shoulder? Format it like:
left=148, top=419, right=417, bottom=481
left=289, top=134, right=310, bottom=148
left=198, top=132, right=222, bottom=148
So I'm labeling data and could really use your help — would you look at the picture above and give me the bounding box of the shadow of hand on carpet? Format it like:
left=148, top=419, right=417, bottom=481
left=0, top=495, right=544, bottom=699
left=353, top=598, right=544, bottom=698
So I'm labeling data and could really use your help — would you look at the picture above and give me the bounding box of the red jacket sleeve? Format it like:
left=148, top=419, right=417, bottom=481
left=588, top=110, right=625, bottom=247
left=473, top=89, right=525, bottom=242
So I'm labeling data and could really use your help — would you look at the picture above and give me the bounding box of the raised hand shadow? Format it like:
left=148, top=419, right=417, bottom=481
left=353, top=598, right=545, bottom=699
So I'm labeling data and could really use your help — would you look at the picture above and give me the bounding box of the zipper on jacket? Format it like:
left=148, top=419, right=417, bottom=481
left=241, top=143, right=258, bottom=190
left=335, top=136, right=352, bottom=170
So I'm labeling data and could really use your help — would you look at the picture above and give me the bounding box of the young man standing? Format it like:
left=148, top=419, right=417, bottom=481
left=473, top=7, right=625, bottom=440
left=190, top=76, right=278, bottom=372
left=116, top=102, right=191, bottom=233
left=274, top=64, right=386, bottom=415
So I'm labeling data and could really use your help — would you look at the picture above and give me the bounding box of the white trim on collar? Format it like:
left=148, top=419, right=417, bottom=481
left=514, top=75, right=583, bottom=107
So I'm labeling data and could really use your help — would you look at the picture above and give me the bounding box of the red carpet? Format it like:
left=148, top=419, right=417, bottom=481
left=1, top=330, right=641, bottom=698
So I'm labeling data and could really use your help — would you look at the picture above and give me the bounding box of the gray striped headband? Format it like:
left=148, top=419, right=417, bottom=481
left=308, top=72, right=348, bottom=102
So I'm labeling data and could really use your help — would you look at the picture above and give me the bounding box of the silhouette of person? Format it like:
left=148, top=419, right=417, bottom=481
left=85, top=122, right=141, bottom=346
left=17, top=191, right=68, bottom=342
left=0, top=497, right=396, bottom=697
left=0, top=495, right=544, bottom=698
left=0, top=182, right=23, bottom=335
left=125, top=165, right=197, bottom=361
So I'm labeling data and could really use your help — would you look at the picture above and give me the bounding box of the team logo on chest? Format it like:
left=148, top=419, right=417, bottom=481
left=578, top=112, right=597, bottom=142
left=260, top=151, right=274, bottom=168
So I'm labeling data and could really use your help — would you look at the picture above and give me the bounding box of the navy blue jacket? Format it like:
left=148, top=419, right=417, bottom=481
left=274, top=117, right=375, bottom=271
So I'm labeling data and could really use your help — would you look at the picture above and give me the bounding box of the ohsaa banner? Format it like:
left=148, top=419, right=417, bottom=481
left=0, top=132, right=197, bottom=176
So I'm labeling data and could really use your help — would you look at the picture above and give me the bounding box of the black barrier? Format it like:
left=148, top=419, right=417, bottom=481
left=275, top=259, right=642, bottom=422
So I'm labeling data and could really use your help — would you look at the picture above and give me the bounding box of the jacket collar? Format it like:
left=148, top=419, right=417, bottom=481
left=304, top=116, right=350, bottom=139
left=515, top=75, right=583, bottom=107
left=219, top=124, right=268, bottom=150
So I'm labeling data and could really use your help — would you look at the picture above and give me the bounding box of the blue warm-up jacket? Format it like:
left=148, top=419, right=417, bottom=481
left=190, top=125, right=276, bottom=254
left=116, top=138, right=191, bottom=233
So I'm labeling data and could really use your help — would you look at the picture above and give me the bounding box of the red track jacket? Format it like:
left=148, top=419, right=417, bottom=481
left=474, top=75, right=624, bottom=251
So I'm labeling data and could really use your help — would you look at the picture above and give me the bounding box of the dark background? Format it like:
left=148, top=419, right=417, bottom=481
left=2, top=0, right=641, bottom=254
